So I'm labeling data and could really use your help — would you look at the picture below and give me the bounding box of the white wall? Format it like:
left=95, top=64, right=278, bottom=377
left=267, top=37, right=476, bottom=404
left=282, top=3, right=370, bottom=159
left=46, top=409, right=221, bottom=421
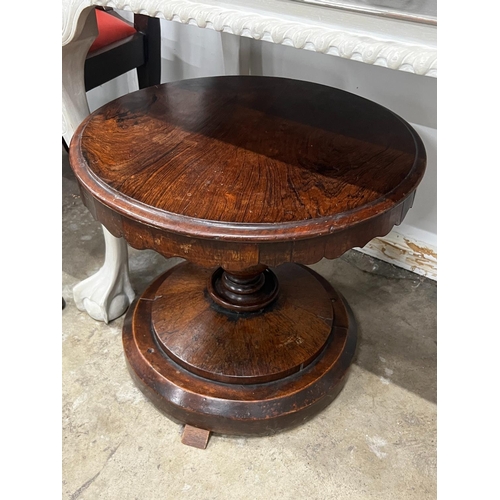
left=246, top=38, right=437, bottom=248
left=87, top=16, right=437, bottom=270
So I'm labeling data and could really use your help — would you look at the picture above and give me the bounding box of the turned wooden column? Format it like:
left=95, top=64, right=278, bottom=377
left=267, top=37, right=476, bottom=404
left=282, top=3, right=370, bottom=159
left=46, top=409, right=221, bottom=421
left=208, top=266, right=279, bottom=313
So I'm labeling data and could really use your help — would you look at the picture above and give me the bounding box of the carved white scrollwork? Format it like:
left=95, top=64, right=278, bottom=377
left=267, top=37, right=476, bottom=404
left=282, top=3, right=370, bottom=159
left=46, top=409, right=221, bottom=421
left=63, top=0, right=437, bottom=76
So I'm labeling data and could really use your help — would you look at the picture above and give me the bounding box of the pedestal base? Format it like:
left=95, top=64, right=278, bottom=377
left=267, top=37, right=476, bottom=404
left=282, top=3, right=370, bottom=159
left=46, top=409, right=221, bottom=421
left=123, top=262, right=357, bottom=437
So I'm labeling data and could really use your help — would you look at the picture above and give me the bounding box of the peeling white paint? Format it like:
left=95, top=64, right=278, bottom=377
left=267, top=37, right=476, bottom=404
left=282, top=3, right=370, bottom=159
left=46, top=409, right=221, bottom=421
left=358, top=230, right=437, bottom=280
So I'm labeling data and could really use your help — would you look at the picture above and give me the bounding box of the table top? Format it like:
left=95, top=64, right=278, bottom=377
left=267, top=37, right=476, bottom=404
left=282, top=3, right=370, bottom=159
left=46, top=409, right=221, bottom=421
left=71, top=76, right=426, bottom=245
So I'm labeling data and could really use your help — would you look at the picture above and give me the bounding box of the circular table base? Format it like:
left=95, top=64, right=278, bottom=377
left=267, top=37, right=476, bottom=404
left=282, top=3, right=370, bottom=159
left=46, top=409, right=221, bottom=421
left=123, top=262, right=357, bottom=436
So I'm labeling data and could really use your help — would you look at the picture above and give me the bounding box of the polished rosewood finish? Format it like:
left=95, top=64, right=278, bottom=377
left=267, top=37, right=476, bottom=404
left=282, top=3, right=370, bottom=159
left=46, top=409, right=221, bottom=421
left=69, top=76, right=426, bottom=441
left=70, top=76, right=426, bottom=270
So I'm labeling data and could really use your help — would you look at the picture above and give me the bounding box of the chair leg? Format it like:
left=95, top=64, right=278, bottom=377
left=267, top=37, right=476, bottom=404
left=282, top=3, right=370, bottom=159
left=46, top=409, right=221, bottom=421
left=73, top=227, right=135, bottom=324
left=64, top=7, right=135, bottom=323
left=135, top=14, right=161, bottom=88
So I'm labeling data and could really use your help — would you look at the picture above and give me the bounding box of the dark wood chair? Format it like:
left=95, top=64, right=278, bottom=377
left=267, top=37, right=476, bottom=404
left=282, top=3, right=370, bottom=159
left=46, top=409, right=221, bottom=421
left=84, top=8, right=161, bottom=91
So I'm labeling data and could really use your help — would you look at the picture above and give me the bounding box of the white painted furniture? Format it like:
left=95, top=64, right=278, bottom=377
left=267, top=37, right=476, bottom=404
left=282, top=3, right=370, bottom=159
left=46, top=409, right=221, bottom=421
left=62, top=0, right=437, bottom=322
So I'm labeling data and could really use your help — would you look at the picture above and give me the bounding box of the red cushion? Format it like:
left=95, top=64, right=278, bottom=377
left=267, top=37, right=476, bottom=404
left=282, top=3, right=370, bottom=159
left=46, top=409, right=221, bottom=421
left=89, top=10, right=137, bottom=53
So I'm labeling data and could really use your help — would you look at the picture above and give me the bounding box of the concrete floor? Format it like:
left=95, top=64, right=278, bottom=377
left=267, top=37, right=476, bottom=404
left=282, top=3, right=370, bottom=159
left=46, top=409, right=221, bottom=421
left=62, top=148, right=437, bottom=500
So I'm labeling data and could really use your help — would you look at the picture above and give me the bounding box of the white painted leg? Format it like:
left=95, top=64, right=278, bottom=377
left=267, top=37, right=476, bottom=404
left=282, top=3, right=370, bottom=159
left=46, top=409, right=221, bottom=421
left=62, top=7, right=96, bottom=146
left=63, top=5, right=135, bottom=322
left=73, top=227, right=135, bottom=323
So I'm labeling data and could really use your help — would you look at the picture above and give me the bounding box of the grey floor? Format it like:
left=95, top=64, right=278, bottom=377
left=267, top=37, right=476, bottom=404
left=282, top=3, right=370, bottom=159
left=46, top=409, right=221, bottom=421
left=62, top=148, right=437, bottom=500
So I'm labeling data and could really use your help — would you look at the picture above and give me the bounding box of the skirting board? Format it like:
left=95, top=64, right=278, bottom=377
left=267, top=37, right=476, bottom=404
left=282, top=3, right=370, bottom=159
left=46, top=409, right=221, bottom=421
left=357, top=231, right=437, bottom=281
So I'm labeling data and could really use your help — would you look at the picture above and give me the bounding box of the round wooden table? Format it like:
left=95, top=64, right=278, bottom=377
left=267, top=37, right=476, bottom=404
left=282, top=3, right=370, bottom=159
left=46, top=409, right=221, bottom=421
left=70, top=76, right=426, bottom=446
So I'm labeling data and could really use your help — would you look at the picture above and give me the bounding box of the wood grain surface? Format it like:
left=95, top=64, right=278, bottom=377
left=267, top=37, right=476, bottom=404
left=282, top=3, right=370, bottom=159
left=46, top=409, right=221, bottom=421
left=70, top=76, right=426, bottom=270
left=151, top=262, right=333, bottom=384
left=123, top=262, right=357, bottom=436
left=69, top=76, right=426, bottom=437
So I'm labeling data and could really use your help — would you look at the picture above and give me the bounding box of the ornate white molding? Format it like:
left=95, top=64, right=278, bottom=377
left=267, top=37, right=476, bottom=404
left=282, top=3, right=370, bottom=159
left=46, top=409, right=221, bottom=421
left=62, top=0, right=437, bottom=76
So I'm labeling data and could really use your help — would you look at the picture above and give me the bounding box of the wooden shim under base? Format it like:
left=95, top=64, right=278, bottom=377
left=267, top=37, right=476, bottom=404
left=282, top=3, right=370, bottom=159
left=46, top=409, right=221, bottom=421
left=181, top=425, right=211, bottom=449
